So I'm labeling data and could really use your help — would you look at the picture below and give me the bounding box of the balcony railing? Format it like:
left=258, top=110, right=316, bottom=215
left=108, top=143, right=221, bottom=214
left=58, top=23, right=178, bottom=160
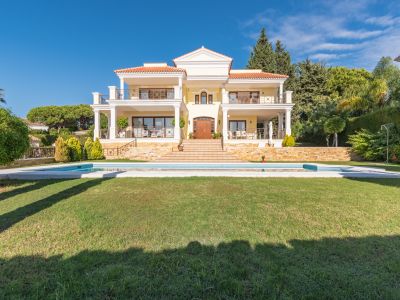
left=116, top=89, right=175, bottom=100
left=229, top=96, right=288, bottom=104
left=227, top=128, right=284, bottom=140
left=133, top=127, right=174, bottom=138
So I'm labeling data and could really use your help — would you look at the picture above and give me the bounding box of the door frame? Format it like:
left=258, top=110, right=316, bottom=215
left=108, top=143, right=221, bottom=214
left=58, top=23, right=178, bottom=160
left=193, top=117, right=214, bottom=139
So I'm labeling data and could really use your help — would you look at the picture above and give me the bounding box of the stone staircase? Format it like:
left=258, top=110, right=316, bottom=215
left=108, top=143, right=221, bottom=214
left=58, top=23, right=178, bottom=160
left=157, top=139, right=242, bottom=162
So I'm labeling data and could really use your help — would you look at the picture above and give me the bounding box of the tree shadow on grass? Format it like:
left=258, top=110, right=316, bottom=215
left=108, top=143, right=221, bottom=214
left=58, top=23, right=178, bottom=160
left=0, top=180, right=59, bottom=201
left=0, top=179, right=109, bottom=233
left=1, top=236, right=400, bottom=299
left=343, top=177, right=400, bottom=188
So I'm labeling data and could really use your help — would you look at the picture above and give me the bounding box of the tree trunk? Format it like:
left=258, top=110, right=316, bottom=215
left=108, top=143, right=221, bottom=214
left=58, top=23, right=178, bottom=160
left=326, top=135, right=330, bottom=147
left=334, top=133, right=338, bottom=147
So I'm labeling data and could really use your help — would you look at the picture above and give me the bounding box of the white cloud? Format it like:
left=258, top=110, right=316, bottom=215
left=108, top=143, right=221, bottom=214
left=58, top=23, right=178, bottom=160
left=239, top=1, right=400, bottom=69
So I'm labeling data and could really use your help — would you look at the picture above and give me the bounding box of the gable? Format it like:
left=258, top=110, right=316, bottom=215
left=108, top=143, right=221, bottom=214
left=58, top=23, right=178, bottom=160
left=173, top=47, right=232, bottom=63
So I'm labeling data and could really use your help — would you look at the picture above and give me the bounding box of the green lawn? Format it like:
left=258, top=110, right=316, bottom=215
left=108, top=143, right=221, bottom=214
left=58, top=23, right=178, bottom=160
left=1, top=178, right=400, bottom=298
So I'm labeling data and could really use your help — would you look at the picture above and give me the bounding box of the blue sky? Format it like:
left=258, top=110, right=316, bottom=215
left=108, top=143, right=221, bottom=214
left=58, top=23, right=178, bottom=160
left=1, top=0, right=399, bottom=116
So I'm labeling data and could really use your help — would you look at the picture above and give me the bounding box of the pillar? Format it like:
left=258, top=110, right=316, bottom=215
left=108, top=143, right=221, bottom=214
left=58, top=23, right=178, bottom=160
left=222, top=108, right=228, bottom=141
left=285, top=109, right=292, bottom=136
left=174, top=105, right=181, bottom=140
left=110, top=106, right=116, bottom=139
left=279, top=82, right=283, bottom=103
left=268, top=121, right=273, bottom=145
left=119, top=77, right=124, bottom=99
left=278, top=113, right=284, bottom=139
left=94, top=110, right=100, bottom=139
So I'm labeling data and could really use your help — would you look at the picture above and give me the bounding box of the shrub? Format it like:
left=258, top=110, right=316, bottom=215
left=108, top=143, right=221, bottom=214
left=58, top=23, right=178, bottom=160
left=90, top=138, right=104, bottom=160
left=66, top=136, right=82, bottom=161
left=0, top=108, right=30, bottom=164
left=212, top=132, right=222, bottom=139
left=282, top=135, right=295, bottom=147
left=54, top=137, right=69, bottom=162
left=83, top=137, right=94, bottom=160
left=58, top=128, right=72, bottom=140
left=117, top=117, right=129, bottom=130
left=348, top=127, right=400, bottom=161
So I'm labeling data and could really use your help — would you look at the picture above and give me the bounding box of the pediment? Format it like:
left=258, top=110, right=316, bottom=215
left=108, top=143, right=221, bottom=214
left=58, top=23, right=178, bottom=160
left=173, top=47, right=232, bottom=63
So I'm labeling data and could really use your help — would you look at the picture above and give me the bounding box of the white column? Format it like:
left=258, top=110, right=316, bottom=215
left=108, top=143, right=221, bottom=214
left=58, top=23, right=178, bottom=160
left=278, top=113, right=284, bottom=139
left=285, top=109, right=292, bottom=136
left=174, top=105, right=181, bottom=140
left=285, top=91, right=293, bottom=103
left=279, top=82, right=283, bottom=103
left=178, top=76, right=183, bottom=99
left=127, top=114, right=132, bottom=138
left=222, top=108, right=228, bottom=141
left=221, top=87, right=229, bottom=103
left=94, top=110, right=100, bottom=139
left=108, top=86, right=117, bottom=100
left=119, top=77, right=124, bottom=99
left=110, top=106, right=117, bottom=139
left=268, top=121, right=273, bottom=145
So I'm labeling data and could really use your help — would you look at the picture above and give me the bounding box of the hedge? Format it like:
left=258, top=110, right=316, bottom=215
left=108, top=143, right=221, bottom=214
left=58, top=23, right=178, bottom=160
left=344, top=106, right=400, bottom=138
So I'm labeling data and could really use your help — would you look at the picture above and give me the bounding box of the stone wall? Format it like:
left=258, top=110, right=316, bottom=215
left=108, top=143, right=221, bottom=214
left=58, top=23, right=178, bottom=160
left=225, top=144, right=356, bottom=161
left=102, top=141, right=177, bottom=161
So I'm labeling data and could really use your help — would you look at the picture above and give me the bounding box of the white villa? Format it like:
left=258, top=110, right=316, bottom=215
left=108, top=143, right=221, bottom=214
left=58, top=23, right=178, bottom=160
left=91, top=47, right=294, bottom=147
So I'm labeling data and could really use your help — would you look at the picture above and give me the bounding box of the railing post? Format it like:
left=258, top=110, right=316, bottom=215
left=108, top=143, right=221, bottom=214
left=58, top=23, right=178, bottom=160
left=108, top=86, right=117, bottom=100
left=92, top=92, right=101, bottom=104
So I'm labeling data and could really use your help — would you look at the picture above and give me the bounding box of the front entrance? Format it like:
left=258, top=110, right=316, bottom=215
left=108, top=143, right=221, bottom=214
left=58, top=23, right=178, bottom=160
left=193, top=117, right=214, bottom=139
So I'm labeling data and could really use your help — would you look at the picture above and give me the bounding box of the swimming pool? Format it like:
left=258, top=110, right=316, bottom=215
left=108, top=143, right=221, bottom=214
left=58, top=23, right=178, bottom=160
left=1, top=162, right=398, bottom=179
left=37, top=163, right=353, bottom=173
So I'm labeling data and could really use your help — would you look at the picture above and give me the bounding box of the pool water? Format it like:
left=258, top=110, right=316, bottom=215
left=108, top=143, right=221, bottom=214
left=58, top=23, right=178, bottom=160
left=38, top=163, right=353, bottom=173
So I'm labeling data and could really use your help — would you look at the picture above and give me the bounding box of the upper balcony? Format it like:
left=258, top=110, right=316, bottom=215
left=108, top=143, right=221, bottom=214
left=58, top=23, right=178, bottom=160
left=93, top=87, right=182, bottom=104
left=225, top=91, right=293, bottom=105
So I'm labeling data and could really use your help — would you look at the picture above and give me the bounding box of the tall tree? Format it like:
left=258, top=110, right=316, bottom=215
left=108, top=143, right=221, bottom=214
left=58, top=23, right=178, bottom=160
left=373, top=56, right=400, bottom=104
left=247, top=28, right=276, bottom=72
left=274, top=40, right=295, bottom=89
left=0, top=89, right=5, bottom=104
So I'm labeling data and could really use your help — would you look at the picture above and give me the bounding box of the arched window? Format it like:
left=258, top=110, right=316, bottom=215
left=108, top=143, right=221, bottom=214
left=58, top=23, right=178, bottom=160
left=201, top=92, right=207, bottom=104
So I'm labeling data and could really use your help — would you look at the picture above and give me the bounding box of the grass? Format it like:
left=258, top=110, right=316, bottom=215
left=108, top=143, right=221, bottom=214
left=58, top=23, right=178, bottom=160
left=1, top=178, right=400, bottom=298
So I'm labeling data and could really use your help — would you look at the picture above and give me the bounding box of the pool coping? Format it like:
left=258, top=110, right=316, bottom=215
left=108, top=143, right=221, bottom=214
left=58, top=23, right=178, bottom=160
left=0, top=162, right=399, bottom=179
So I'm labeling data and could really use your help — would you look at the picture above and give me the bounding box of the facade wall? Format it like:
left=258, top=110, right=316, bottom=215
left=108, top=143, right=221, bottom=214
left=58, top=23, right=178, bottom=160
left=225, top=144, right=355, bottom=161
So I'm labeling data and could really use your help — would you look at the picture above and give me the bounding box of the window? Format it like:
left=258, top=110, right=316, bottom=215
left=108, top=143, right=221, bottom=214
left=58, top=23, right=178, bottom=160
left=201, top=92, right=207, bottom=104
left=208, top=94, right=213, bottom=104
left=229, top=120, right=246, bottom=132
left=195, top=95, right=199, bottom=104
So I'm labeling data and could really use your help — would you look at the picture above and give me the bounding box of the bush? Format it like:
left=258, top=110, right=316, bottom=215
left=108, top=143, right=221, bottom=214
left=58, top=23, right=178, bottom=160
left=0, top=108, right=30, bottom=164
left=90, top=138, right=104, bottom=160
left=117, top=117, right=129, bottom=130
left=212, top=132, right=222, bottom=139
left=84, top=137, right=94, bottom=160
left=282, top=135, right=295, bottom=147
left=348, top=127, right=400, bottom=161
left=66, top=136, right=82, bottom=161
left=58, top=128, right=72, bottom=140
left=54, top=137, right=69, bottom=162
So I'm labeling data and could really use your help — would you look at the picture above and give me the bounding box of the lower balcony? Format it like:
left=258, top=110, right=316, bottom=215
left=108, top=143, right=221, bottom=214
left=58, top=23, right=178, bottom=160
left=101, top=127, right=175, bottom=139
left=227, top=128, right=285, bottom=140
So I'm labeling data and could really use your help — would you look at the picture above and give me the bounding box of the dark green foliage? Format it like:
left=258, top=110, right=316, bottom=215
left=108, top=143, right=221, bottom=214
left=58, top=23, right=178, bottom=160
left=247, top=28, right=276, bottom=72
left=54, top=137, right=69, bottom=162
left=0, top=108, right=29, bottom=164
left=27, top=104, right=94, bottom=131
left=0, top=88, right=5, bottom=104
left=66, top=137, right=82, bottom=161
left=345, top=107, right=400, bottom=136
left=373, top=57, right=400, bottom=105
left=348, top=127, right=400, bottom=161
left=324, top=116, right=346, bottom=147
left=274, top=40, right=295, bottom=88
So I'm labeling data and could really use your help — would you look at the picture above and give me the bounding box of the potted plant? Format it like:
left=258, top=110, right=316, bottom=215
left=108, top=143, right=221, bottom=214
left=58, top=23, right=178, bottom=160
left=178, top=141, right=184, bottom=151
left=261, top=155, right=266, bottom=163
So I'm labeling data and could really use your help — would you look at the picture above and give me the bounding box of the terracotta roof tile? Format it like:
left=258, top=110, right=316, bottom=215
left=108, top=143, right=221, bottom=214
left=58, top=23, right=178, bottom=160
left=114, top=66, right=186, bottom=74
left=229, top=72, right=288, bottom=79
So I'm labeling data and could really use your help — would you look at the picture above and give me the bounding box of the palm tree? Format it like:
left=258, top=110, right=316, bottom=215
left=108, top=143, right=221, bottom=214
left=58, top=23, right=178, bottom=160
left=0, top=89, right=5, bottom=104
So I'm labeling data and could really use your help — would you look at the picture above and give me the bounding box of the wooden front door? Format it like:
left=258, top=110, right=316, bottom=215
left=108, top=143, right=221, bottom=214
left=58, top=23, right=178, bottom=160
left=194, top=119, right=212, bottom=139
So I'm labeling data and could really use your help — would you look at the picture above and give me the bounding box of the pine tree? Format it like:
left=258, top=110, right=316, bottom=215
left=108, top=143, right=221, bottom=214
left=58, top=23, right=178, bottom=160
left=274, top=40, right=295, bottom=88
left=247, top=28, right=276, bottom=72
